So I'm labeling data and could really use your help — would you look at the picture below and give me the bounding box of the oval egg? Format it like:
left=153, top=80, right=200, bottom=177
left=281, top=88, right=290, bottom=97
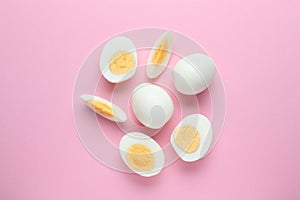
left=80, top=94, right=127, bottom=122
left=100, top=36, right=137, bottom=83
left=147, top=32, right=173, bottom=79
left=173, top=53, right=216, bottom=95
left=131, top=83, right=174, bottom=129
left=170, top=114, right=213, bottom=162
left=119, top=132, right=165, bottom=177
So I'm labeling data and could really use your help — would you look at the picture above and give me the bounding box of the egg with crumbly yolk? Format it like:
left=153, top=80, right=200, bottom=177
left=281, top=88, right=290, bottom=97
left=147, top=32, right=173, bottom=79
left=100, top=36, right=137, bottom=83
left=80, top=94, right=127, bottom=122
left=171, top=114, right=213, bottom=162
left=119, top=132, right=165, bottom=177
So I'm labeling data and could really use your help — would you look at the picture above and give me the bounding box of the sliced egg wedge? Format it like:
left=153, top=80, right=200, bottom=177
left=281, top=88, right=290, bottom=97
left=80, top=94, right=127, bottom=122
left=100, top=36, right=137, bottom=83
left=170, top=114, right=213, bottom=162
left=147, top=32, right=173, bottom=79
left=119, top=132, right=165, bottom=177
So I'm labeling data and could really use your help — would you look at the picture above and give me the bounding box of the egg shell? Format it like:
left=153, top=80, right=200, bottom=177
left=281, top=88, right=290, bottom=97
left=147, top=32, right=173, bottom=79
left=173, top=53, right=216, bottom=95
left=131, top=83, right=174, bottom=129
left=170, top=114, right=213, bottom=162
left=100, top=36, right=137, bottom=83
left=80, top=94, right=127, bottom=122
left=119, top=132, right=165, bottom=177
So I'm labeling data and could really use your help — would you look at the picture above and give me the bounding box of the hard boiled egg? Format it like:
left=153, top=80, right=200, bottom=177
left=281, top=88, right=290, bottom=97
left=80, top=94, right=127, bottom=122
left=170, top=114, right=212, bottom=162
left=173, top=53, right=216, bottom=95
left=147, top=32, right=173, bottom=79
left=131, top=83, right=174, bottom=129
left=100, top=36, right=137, bottom=83
left=119, top=132, right=165, bottom=177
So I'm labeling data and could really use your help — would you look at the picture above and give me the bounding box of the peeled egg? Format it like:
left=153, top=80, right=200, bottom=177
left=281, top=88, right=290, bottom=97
left=173, top=53, right=216, bottom=95
left=80, top=94, right=127, bottom=122
left=131, top=83, right=174, bottom=129
left=147, top=32, right=173, bottom=79
left=100, top=36, right=137, bottom=83
left=119, top=132, right=165, bottom=177
left=170, top=114, right=212, bottom=162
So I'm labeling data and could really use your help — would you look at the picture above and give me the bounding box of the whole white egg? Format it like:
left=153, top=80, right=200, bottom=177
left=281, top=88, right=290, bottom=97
left=173, top=53, right=216, bottom=95
left=100, top=36, right=137, bottom=83
left=131, top=83, right=174, bottom=129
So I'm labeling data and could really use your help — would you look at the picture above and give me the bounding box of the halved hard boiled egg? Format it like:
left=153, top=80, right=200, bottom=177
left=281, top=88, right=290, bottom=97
left=100, top=36, right=137, bottom=83
left=170, top=114, right=213, bottom=162
left=80, top=94, right=127, bottom=122
left=119, top=132, right=165, bottom=177
left=147, top=32, right=173, bottom=79
left=173, top=53, right=216, bottom=95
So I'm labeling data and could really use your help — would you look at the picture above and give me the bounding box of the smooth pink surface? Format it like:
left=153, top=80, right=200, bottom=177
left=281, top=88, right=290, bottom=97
left=0, top=0, right=300, bottom=199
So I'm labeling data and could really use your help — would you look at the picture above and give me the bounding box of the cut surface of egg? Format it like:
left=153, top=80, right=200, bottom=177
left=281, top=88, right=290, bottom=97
left=80, top=94, right=127, bottom=122
left=100, top=36, right=137, bottom=83
left=131, top=83, right=174, bottom=129
left=173, top=53, right=216, bottom=95
left=171, top=114, right=212, bottom=162
left=119, top=132, right=165, bottom=177
left=147, top=32, right=173, bottom=79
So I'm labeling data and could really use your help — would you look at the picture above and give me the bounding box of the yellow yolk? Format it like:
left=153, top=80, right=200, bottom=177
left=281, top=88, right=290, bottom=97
left=125, top=144, right=155, bottom=172
left=87, top=100, right=114, bottom=117
left=173, top=125, right=201, bottom=153
left=109, top=51, right=135, bottom=74
left=152, top=38, right=168, bottom=66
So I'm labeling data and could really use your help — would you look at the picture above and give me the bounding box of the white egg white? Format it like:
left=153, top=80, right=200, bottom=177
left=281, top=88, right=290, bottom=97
left=100, top=36, right=137, bottom=83
left=170, top=114, right=213, bottom=162
left=131, top=83, right=174, bottom=129
left=80, top=94, right=127, bottom=122
left=173, top=53, right=216, bottom=95
left=147, top=32, right=173, bottom=79
left=119, top=132, right=165, bottom=177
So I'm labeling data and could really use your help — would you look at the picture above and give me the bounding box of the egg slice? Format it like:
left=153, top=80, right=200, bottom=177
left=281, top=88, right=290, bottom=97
left=80, top=94, right=127, bottom=122
left=170, top=114, right=212, bottom=162
left=119, top=132, right=165, bottom=177
left=131, top=83, right=174, bottom=129
left=147, top=32, right=173, bottom=79
left=173, top=53, right=216, bottom=95
left=100, top=36, right=137, bottom=83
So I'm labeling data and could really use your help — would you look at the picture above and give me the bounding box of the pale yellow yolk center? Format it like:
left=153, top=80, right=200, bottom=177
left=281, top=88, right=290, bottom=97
left=125, top=144, right=155, bottom=172
left=109, top=51, right=135, bottom=74
left=87, top=100, right=114, bottom=117
left=152, top=38, right=168, bottom=66
left=173, top=125, right=201, bottom=153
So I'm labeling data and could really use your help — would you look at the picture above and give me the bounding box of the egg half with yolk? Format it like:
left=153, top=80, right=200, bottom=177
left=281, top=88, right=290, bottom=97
left=147, top=32, right=173, bottom=79
left=170, top=114, right=213, bottom=162
left=119, top=132, right=165, bottom=177
left=100, top=36, right=137, bottom=83
left=80, top=94, right=127, bottom=122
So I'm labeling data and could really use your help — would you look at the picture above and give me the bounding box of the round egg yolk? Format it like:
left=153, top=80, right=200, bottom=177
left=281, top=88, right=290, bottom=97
left=125, top=144, right=155, bottom=172
left=109, top=51, right=135, bottom=74
left=152, top=38, right=168, bottom=66
left=87, top=100, right=114, bottom=117
left=173, top=125, right=201, bottom=153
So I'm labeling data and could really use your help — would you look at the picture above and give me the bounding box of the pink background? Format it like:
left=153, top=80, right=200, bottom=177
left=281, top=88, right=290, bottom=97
left=0, top=0, right=300, bottom=199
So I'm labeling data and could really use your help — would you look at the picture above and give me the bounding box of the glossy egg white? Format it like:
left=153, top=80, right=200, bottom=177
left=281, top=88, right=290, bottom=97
left=147, top=32, right=173, bottom=79
left=131, top=83, right=174, bottom=129
left=173, top=53, right=216, bottom=95
left=80, top=94, right=127, bottom=122
left=170, top=114, right=213, bottom=162
left=100, top=36, right=137, bottom=83
left=119, top=132, right=165, bottom=177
